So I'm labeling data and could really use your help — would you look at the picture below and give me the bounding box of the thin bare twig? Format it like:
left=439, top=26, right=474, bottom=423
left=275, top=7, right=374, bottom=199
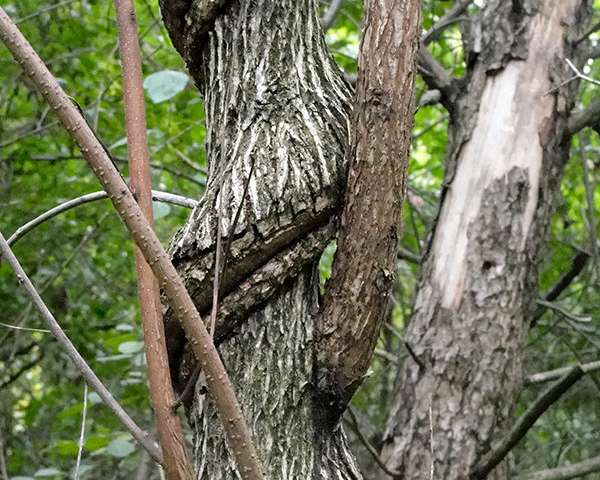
left=0, top=230, right=163, bottom=464
left=0, top=9, right=263, bottom=478
left=172, top=161, right=255, bottom=410
left=321, top=0, right=343, bottom=31
left=0, top=428, right=8, bottom=480
left=525, top=360, right=600, bottom=385
left=579, top=132, right=599, bottom=278
left=471, top=366, right=585, bottom=479
left=7, top=190, right=197, bottom=247
left=422, top=0, right=473, bottom=46
left=521, top=454, right=600, bottom=480
left=347, top=407, right=401, bottom=478
left=74, top=383, right=88, bottom=480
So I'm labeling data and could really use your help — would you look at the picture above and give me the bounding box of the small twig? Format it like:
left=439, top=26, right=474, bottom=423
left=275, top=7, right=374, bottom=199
left=471, top=366, right=585, bottom=479
left=15, top=0, right=79, bottom=24
left=563, top=58, right=600, bottom=90
left=520, top=454, right=600, bottom=480
left=579, top=132, right=599, bottom=278
left=74, top=383, right=88, bottom=480
left=172, top=162, right=255, bottom=410
left=404, top=341, right=425, bottom=371
left=0, top=428, right=8, bottom=480
left=320, top=0, right=343, bottom=31
left=6, top=190, right=197, bottom=247
left=422, top=0, right=472, bottom=46
left=0, top=230, right=163, bottom=464
left=576, top=18, right=600, bottom=45
left=525, top=360, right=600, bottom=385
left=0, top=321, right=50, bottom=333
left=429, top=397, right=435, bottom=480
left=347, top=407, right=401, bottom=478
left=536, top=299, right=591, bottom=324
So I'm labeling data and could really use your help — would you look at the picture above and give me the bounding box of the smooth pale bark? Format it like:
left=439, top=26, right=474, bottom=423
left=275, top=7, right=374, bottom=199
left=159, top=0, right=364, bottom=478
left=380, top=1, right=590, bottom=479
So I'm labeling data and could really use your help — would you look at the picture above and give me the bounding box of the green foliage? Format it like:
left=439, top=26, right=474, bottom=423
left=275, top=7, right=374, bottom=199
left=0, top=0, right=599, bottom=478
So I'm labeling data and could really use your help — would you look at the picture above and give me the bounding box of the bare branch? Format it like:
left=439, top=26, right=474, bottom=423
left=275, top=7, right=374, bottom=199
left=0, top=9, right=263, bottom=479
left=567, top=99, right=600, bottom=136
left=346, top=407, right=400, bottom=478
left=0, top=429, right=8, bottom=480
left=417, top=45, right=456, bottom=108
left=422, top=0, right=472, bottom=46
left=74, top=383, right=88, bottom=480
left=0, top=230, right=164, bottom=464
left=7, top=190, right=197, bottom=247
left=114, top=0, right=194, bottom=477
left=321, top=0, right=343, bottom=31
left=525, top=360, right=600, bottom=385
left=471, top=366, right=585, bottom=479
left=521, top=455, right=600, bottom=480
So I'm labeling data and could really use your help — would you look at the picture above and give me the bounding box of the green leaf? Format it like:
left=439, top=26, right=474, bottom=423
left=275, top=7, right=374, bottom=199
left=143, top=70, right=188, bottom=103
left=118, top=341, right=144, bottom=355
left=105, top=439, right=135, bottom=458
left=153, top=201, right=171, bottom=220
left=34, top=468, right=62, bottom=477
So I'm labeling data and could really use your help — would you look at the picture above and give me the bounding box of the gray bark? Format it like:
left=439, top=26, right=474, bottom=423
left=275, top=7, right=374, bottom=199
left=380, top=1, right=590, bottom=479
left=159, top=0, right=361, bottom=477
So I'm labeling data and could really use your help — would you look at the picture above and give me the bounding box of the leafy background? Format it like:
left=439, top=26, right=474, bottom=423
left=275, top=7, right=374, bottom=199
left=0, top=0, right=598, bottom=478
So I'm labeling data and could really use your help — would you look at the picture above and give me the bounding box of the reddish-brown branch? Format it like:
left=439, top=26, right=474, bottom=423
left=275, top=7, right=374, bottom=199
left=0, top=8, right=263, bottom=480
left=317, top=0, right=421, bottom=410
left=113, top=1, right=194, bottom=478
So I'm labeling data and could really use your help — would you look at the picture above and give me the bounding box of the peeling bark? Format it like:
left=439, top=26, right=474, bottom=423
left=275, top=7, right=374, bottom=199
left=380, top=1, right=590, bottom=479
left=159, top=0, right=363, bottom=477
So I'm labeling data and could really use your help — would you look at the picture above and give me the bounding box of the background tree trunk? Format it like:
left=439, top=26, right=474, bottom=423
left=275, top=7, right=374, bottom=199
left=380, top=1, right=590, bottom=478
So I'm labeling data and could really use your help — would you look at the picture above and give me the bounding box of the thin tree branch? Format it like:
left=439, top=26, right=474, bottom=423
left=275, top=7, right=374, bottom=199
left=471, top=366, right=585, bottom=479
left=0, top=429, right=8, bottom=480
left=346, top=407, right=401, bottom=478
left=521, top=454, right=600, bottom=480
left=321, top=0, right=343, bottom=31
left=0, top=9, right=263, bottom=478
left=567, top=99, right=600, bottom=136
left=74, top=383, right=88, bottom=480
left=172, top=160, right=256, bottom=411
left=579, top=132, right=599, bottom=276
left=15, top=0, right=80, bottom=24
left=7, top=190, right=197, bottom=247
left=422, top=0, right=472, bottom=46
left=0, top=231, right=163, bottom=464
left=114, top=0, right=194, bottom=478
left=417, top=45, right=456, bottom=109
left=0, top=349, right=44, bottom=389
left=543, top=251, right=590, bottom=303
left=531, top=250, right=590, bottom=326
left=536, top=299, right=591, bottom=324
left=525, top=360, right=600, bottom=385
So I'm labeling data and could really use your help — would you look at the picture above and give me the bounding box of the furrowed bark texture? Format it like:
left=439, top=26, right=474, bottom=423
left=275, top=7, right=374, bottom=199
left=159, top=0, right=362, bottom=478
left=317, top=0, right=421, bottom=410
left=380, top=1, right=590, bottom=479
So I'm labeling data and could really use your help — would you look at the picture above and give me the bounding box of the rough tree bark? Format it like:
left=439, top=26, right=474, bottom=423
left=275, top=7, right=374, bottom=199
left=158, top=0, right=367, bottom=478
left=380, top=1, right=590, bottom=479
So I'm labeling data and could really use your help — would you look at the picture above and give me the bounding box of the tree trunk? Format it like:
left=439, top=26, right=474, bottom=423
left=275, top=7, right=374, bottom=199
left=159, top=0, right=363, bottom=478
left=380, top=1, right=589, bottom=479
